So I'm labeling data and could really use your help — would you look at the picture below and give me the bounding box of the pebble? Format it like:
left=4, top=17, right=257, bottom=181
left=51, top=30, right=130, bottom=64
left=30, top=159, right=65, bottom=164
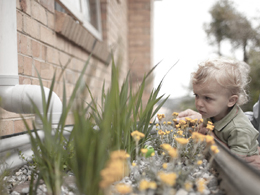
left=176, top=188, right=188, bottom=195
left=3, top=157, right=222, bottom=195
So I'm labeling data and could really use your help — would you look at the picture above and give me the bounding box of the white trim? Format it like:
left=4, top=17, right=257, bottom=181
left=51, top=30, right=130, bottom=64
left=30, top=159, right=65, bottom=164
left=56, top=0, right=102, bottom=41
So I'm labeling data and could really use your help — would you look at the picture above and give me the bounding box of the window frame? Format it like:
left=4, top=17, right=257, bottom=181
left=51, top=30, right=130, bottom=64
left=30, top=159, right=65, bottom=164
left=56, top=0, right=102, bottom=41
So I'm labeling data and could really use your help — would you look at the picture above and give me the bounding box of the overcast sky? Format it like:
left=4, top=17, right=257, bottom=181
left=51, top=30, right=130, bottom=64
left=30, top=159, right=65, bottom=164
left=153, top=0, right=260, bottom=99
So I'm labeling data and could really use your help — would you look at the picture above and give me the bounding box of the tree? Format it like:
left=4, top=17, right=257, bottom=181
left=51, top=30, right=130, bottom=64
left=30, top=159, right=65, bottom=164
left=203, top=0, right=237, bottom=56
left=204, top=0, right=260, bottom=111
left=241, top=49, right=260, bottom=111
left=227, top=14, right=257, bottom=62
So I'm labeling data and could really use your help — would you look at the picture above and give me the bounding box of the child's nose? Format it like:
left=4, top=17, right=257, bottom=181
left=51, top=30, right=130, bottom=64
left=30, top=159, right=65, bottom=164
left=196, top=98, right=203, bottom=108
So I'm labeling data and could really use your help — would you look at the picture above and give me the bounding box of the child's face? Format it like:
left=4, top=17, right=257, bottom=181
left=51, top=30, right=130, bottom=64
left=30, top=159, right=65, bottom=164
left=193, top=80, right=235, bottom=121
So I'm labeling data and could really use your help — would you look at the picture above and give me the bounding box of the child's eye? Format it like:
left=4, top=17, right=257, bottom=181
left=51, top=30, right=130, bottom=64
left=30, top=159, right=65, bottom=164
left=205, top=96, right=212, bottom=101
left=193, top=93, right=198, bottom=98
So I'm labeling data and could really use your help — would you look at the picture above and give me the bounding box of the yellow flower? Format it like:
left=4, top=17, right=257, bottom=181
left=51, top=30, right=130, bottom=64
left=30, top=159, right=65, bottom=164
left=158, top=172, right=177, bottom=186
left=162, top=152, right=165, bottom=155
left=172, top=112, right=179, bottom=116
left=99, top=150, right=129, bottom=189
left=184, top=181, right=193, bottom=191
left=156, top=123, right=159, bottom=127
left=157, top=114, right=165, bottom=121
left=199, top=119, right=203, bottom=124
left=168, top=148, right=178, bottom=158
left=163, top=121, right=166, bottom=125
left=210, top=145, right=219, bottom=154
left=197, top=160, right=203, bottom=165
left=139, top=179, right=149, bottom=191
left=205, top=135, right=215, bottom=145
left=177, top=130, right=183, bottom=136
left=151, top=152, right=155, bottom=157
left=162, top=163, right=168, bottom=169
left=179, top=120, right=186, bottom=125
left=173, top=119, right=178, bottom=123
left=115, top=183, right=132, bottom=194
left=132, top=162, right=136, bottom=167
left=166, top=130, right=170, bottom=135
left=148, top=181, right=157, bottom=189
left=160, top=143, right=172, bottom=151
left=191, top=119, right=198, bottom=124
left=196, top=179, right=206, bottom=193
left=208, top=121, right=213, bottom=125
left=131, top=130, right=145, bottom=142
left=175, top=137, right=189, bottom=145
left=141, top=148, right=148, bottom=154
left=185, top=117, right=191, bottom=122
left=206, top=124, right=214, bottom=131
left=167, top=121, right=172, bottom=125
left=192, top=132, right=205, bottom=142
left=158, top=130, right=165, bottom=136
left=110, top=150, right=129, bottom=160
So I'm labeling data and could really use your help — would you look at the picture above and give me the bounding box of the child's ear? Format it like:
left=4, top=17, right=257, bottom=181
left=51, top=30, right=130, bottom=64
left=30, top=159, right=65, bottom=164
left=228, top=95, right=238, bottom=107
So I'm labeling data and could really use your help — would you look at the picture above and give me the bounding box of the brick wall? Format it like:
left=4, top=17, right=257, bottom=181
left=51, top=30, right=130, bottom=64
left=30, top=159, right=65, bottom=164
left=0, top=0, right=154, bottom=136
left=128, top=0, right=154, bottom=102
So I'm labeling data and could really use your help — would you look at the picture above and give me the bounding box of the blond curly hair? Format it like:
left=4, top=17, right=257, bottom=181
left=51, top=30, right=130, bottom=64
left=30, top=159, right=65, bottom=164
left=192, top=57, right=250, bottom=105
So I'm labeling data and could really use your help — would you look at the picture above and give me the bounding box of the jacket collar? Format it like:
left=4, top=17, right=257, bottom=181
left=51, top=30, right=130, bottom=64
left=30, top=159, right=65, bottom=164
left=212, top=104, right=239, bottom=131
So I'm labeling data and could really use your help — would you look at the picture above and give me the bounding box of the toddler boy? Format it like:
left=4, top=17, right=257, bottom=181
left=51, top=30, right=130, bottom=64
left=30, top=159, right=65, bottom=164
left=177, top=57, right=259, bottom=157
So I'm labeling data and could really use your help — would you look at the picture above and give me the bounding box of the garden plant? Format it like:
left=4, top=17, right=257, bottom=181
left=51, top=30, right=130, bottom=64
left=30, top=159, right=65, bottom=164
left=0, top=55, right=220, bottom=195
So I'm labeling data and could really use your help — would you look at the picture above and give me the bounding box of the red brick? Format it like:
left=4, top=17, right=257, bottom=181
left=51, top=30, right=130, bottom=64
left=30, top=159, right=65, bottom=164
left=59, top=51, right=70, bottom=67
left=31, top=40, right=41, bottom=58
left=46, top=47, right=59, bottom=65
left=18, top=54, right=24, bottom=74
left=19, top=0, right=31, bottom=16
left=23, top=15, right=40, bottom=39
left=16, top=0, right=21, bottom=10
left=47, top=12, right=55, bottom=29
left=39, top=0, right=54, bottom=13
left=41, top=62, right=54, bottom=80
left=14, top=119, right=33, bottom=133
left=41, top=45, right=47, bottom=60
left=17, top=10, right=23, bottom=31
left=23, top=56, right=33, bottom=76
left=56, top=35, right=65, bottom=51
left=33, top=59, right=41, bottom=77
left=19, top=76, right=32, bottom=84
left=31, top=0, right=47, bottom=25
left=17, top=33, right=20, bottom=53
left=0, top=120, right=14, bottom=136
left=19, top=34, right=31, bottom=55
left=32, top=78, right=40, bottom=85
left=40, top=25, right=55, bottom=45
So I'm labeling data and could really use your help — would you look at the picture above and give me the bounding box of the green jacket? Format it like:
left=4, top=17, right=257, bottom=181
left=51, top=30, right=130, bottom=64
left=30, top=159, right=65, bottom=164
left=207, top=104, right=259, bottom=156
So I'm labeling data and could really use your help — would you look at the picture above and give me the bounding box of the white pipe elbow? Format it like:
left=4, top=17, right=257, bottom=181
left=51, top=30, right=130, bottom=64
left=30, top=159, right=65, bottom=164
left=0, top=85, right=62, bottom=125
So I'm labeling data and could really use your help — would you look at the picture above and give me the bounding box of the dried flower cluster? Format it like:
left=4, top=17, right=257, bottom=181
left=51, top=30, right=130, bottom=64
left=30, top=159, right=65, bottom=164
left=100, top=113, right=220, bottom=194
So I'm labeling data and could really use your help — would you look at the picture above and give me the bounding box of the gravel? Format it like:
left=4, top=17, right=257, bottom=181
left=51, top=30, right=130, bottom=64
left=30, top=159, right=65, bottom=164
left=2, top=158, right=226, bottom=195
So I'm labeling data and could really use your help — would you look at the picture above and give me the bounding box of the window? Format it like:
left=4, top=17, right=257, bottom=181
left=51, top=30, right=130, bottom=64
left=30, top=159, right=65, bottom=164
left=55, top=0, right=102, bottom=40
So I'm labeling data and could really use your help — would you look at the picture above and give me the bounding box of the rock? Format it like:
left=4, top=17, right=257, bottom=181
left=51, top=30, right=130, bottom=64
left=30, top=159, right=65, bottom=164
left=202, top=173, right=210, bottom=179
left=175, top=188, right=188, bottom=195
left=207, top=176, right=218, bottom=188
left=21, top=186, right=29, bottom=193
left=10, top=191, right=19, bottom=195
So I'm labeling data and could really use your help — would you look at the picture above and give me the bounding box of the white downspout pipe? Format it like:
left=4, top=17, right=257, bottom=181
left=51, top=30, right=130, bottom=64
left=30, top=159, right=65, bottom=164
left=0, top=0, right=63, bottom=173
left=0, top=0, right=62, bottom=125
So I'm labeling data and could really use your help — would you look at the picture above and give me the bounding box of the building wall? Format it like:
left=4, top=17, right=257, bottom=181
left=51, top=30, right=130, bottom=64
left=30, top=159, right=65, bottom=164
left=128, top=0, right=154, bottom=102
left=0, top=0, right=154, bottom=136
